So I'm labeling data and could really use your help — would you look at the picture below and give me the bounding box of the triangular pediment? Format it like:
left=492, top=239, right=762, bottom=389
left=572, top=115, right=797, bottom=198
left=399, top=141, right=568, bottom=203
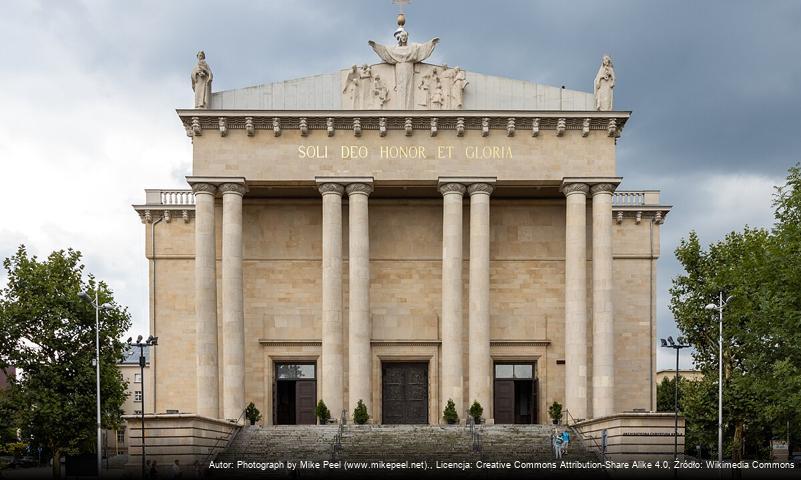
left=210, top=65, right=594, bottom=111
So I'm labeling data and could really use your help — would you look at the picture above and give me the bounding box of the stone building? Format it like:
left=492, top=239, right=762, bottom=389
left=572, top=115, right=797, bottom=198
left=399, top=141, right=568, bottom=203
left=133, top=20, right=670, bottom=432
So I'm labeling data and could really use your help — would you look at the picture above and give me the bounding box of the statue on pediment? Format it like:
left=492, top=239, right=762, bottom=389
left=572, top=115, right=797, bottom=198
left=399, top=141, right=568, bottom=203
left=191, top=51, right=213, bottom=109
left=343, top=65, right=361, bottom=109
left=371, top=74, right=390, bottom=109
left=442, top=66, right=468, bottom=109
left=369, top=15, right=439, bottom=110
left=594, top=55, right=615, bottom=111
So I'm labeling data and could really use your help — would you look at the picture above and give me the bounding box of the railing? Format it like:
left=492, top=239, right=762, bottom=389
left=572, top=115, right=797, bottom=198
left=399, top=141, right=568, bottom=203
left=160, top=190, right=195, bottom=205
left=612, top=191, right=645, bottom=206
left=202, top=406, right=248, bottom=470
left=465, top=412, right=482, bottom=455
left=331, top=409, right=347, bottom=460
left=564, top=409, right=605, bottom=461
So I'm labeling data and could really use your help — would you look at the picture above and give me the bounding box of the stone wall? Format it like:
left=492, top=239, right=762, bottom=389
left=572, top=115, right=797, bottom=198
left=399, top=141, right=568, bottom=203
left=145, top=196, right=660, bottom=421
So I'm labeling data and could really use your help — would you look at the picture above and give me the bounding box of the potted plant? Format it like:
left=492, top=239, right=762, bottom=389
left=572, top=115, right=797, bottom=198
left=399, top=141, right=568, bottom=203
left=244, top=402, right=262, bottom=426
left=316, top=399, right=331, bottom=424
left=353, top=399, right=370, bottom=425
left=443, top=399, right=459, bottom=425
left=469, top=400, right=483, bottom=424
left=548, top=401, right=563, bottom=425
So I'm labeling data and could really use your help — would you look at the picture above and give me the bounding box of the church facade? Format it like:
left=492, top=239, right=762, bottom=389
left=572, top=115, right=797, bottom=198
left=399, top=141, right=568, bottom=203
left=133, top=18, right=669, bottom=427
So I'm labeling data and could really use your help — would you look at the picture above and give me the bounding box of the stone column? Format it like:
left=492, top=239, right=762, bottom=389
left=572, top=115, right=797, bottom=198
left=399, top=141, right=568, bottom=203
left=439, top=182, right=466, bottom=417
left=591, top=183, right=616, bottom=418
left=467, top=183, right=493, bottom=416
left=319, top=182, right=345, bottom=418
left=562, top=183, right=589, bottom=421
left=192, top=183, right=219, bottom=419
left=220, top=182, right=247, bottom=420
left=346, top=182, right=373, bottom=415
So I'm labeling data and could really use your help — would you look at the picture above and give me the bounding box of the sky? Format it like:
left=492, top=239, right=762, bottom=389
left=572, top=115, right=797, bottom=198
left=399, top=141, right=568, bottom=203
left=1, top=1, right=799, bottom=371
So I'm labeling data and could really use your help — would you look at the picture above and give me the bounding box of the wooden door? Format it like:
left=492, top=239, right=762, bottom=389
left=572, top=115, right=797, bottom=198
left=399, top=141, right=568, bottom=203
left=295, top=380, right=317, bottom=425
left=494, top=379, right=515, bottom=424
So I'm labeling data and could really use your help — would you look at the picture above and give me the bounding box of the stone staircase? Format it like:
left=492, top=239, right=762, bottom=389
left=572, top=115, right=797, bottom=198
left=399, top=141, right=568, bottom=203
left=209, top=424, right=600, bottom=478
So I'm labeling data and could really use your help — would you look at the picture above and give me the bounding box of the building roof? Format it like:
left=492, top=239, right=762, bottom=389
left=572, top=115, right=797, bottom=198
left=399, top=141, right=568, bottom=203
left=121, top=346, right=150, bottom=365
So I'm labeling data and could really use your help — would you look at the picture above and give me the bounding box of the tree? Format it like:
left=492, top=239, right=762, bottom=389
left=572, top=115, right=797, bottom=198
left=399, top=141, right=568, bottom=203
left=0, top=246, right=131, bottom=478
left=656, top=376, right=682, bottom=413
left=670, top=166, right=801, bottom=460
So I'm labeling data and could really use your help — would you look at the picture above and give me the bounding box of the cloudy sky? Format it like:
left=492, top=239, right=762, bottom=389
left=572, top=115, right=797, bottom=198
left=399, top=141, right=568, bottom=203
left=2, top=1, right=799, bottom=370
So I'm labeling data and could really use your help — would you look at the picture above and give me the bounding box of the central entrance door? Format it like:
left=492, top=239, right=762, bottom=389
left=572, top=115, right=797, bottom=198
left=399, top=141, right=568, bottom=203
left=493, top=362, right=538, bottom=424
left=274, top=363, right=317, bottom=425
left=382, top=362, right=428, bottom=424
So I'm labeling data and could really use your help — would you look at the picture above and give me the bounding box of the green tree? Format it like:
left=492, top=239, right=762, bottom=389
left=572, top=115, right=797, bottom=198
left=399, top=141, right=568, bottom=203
left=0, top=246, right=131, bottom=478
left=670, top=166, right=801, bottom=460
left=656, top=376, right=683, bottom=413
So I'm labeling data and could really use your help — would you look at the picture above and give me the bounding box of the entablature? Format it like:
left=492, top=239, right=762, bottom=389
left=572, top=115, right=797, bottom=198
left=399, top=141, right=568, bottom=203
left=177, top=110, right=630, bottom=139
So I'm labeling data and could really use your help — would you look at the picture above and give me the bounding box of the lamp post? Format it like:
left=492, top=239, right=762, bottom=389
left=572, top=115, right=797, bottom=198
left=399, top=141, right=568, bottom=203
left=127, top=335, right=158, bottom=480
left=660, top=336, right=691, bottom=462
left=705, top=293, right=733, bottom=465
left=78, top=290, right=113, bottom=478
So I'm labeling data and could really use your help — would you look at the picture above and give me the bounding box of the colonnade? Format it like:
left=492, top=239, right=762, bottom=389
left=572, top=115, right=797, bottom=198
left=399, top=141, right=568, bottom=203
left=190, top=176, right=617, bottom=421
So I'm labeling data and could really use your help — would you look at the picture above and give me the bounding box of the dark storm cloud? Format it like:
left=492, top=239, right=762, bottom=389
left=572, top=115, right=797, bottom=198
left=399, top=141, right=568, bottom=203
left=2, top=1, right=798, bottom=367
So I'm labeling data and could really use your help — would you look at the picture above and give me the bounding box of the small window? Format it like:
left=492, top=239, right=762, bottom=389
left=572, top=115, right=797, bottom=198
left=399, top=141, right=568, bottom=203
left=134, top=373, right=142, bottom=383
left=134, top=410, right=143, bottom=415
left=117, top=428, right=125, bottom=444
left=134, top=391, right=142, bottom=402
left=276, top=363, right=316, bottom=380
left=495, top=364, right=514, bottom=379
left=495, top=363, right=535, bottom=379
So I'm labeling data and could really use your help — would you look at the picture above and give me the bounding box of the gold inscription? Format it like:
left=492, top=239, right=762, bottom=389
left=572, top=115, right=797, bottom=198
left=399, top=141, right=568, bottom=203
left=297, top=144, right=513, bottom=160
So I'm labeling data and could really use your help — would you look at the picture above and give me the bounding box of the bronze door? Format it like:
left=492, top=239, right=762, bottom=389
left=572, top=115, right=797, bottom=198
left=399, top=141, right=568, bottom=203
left=382, top=363, right=428, bottom=424
left=295, top=380, right=317, bottom=425
left=494, top=379, right=515, bottom=424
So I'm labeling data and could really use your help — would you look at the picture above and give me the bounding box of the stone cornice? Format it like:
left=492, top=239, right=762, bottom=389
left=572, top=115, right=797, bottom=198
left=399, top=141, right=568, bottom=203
left=178, top=111, right=630, bottom=138
left=258, top=339, right=322, bottom=347
left=490, top=340, right=552, bottom=347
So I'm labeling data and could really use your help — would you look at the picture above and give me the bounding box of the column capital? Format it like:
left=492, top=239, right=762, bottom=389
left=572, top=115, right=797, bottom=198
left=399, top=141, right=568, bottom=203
left=345, top=183, right=373, bottom=196
left=561, top=183, right=589, bottom=196
left=318, top=182, right=345, bottom=196
left=591, top=183, right=617, bottom=195
left=467, top=183, right=494, bottom=196
left=191, top=183, right=217, bottom=195
left=439, top=183, right=466, bottom=196
left=219, top=183, right=248, bottom=196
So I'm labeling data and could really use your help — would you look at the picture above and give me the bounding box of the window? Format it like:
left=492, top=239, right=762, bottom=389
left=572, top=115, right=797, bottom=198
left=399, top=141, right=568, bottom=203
left=134, top=390, right=142, bottom=402
left=275, top=363, right=316, bottom=380
left=134, top=410, right=143, bottom=415
left=134, top=373, right=142, bottom=383
left=117, top=428, right=125, bottom=444
left=494, top=363, right=534, bottom=379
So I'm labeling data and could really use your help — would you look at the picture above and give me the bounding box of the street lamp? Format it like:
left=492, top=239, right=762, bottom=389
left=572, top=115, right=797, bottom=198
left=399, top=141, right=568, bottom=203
left=660, top=336, right=691, bottom=462
left=127, top=335, right=158, bottom=480
left=78, top=290, right=113, bottom=478
left=705, top=293, right=733, bottom=465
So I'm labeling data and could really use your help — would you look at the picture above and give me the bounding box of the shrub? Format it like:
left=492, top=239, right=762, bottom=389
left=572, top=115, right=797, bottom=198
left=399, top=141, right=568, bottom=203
left=548, top=401, right=563, bottom=424
left=244, top=402, right=262, bottom=425
left=469, top=400, right=483, bottom=424
left=443, top=399, right=459, bottom=424
left=353, top=399, right=370, bottom=425
left=316, top=400, right=331, bottom=424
